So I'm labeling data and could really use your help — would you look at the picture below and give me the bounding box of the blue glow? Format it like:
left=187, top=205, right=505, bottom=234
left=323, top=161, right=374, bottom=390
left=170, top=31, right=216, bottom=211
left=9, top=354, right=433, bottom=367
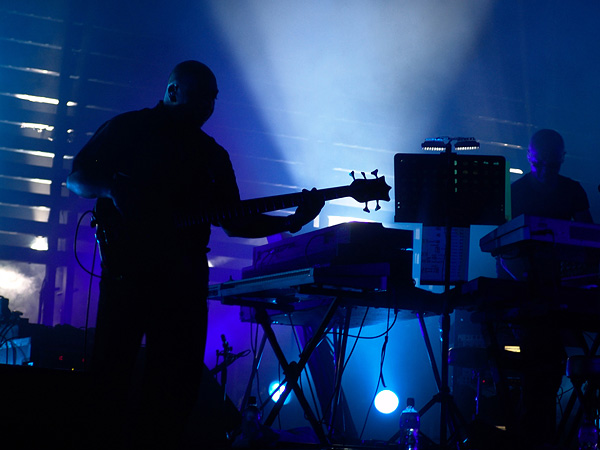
left=208, top=1, right=496, bottom=203
left=268, top=380, right=292, bottom=405
left=374, top=390, right=400, bottom=414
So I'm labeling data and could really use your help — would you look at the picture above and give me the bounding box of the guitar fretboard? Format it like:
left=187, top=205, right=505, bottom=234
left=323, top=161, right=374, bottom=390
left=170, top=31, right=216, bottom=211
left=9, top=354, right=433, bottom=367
left=177, top=176, right=389, bottom=228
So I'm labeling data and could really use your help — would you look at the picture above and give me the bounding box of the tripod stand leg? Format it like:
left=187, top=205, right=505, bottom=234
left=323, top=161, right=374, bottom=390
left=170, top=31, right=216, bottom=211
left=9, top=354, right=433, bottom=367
left=440, top=311, right=451, bottom=448
left=418, top=312, right=442, bottom=390
left=408, top=311, right=468, bottom=449
left=240, top=332, right=268, bottom=411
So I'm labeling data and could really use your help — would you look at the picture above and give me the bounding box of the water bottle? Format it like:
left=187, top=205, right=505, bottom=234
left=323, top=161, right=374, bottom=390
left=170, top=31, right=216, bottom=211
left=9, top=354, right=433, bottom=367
left=399, top=397, right=420, bottom=450
left=240, top=396, right=261, bottom=441
left=233, top=396, right=267, bottom=447
left=578, top=418, right=599, bottom=450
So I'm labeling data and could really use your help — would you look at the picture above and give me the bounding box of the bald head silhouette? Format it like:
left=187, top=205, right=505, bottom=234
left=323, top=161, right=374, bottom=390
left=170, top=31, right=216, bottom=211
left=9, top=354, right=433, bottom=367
left=527, top=129, right=565, bottom=186
left=163, top=60, right=218, bottom=127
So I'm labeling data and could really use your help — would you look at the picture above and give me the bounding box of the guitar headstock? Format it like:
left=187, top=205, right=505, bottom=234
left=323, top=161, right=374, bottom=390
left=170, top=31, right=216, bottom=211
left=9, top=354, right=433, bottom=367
left=349, top=169, right=391, bottom=212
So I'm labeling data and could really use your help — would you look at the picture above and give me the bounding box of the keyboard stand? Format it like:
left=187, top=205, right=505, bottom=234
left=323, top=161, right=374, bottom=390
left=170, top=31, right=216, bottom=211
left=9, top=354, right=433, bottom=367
left=240, top=296, right=342, bottom=445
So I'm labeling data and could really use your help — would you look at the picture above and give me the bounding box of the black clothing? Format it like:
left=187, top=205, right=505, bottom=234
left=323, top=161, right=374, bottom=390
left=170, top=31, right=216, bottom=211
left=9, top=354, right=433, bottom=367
left=72, top=102, right=240, bottom=449
left=504, top=171, right=590, bottom=449
left=511, top=172, right=589, bottom=220
left=72, top=101, right=240, bottom=275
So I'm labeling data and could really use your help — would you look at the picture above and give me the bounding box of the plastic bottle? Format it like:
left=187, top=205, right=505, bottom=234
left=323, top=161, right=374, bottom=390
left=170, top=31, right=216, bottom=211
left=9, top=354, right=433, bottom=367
left=578, top=418, right=599, bottom=450
left=399, top=397, right=419, bottom=450
left=241, top=396, right=261, bottom=441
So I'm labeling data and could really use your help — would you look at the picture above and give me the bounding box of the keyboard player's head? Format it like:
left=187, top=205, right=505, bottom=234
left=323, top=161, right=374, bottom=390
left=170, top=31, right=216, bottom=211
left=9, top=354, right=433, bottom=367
left=527, top=128, right=565, bottom=186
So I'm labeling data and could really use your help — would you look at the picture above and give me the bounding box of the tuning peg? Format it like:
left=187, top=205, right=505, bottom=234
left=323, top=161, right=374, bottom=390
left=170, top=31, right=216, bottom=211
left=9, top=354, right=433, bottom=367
left=349, top=170, right=355, bottom=180
left=361, top=171, right=367, bottom=179
left=371, top=169, right=379, bottom=178
left=375, top=200, right=381, bottom=211
left=363, top=203, right=370, bottom=213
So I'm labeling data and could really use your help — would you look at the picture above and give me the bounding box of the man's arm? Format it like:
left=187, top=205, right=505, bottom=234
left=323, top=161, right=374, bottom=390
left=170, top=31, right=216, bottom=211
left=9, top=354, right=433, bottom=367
left=66, top=120, right=117, bottom=200
left=66, top=119, right=138, bottom=219
left=221, top=214, right=296, bottom=238
left=66, top=168, right=113, bottom=199
left=221, top=188, right=324, bottom=238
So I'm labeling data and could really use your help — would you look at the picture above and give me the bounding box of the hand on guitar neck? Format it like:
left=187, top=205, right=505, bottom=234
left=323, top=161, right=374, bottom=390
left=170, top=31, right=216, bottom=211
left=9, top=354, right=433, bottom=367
left=184, top=171, right=391, bottom=238
left=286, top=188, right=325, bottom=233
left=221, top=187, right=325, bottom=238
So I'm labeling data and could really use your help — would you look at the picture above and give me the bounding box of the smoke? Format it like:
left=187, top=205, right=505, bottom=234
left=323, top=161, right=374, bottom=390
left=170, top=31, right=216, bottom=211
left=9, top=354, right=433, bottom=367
left=207, top=0, right=496, bottom=190
left=0, top=261, right=45, bottom=322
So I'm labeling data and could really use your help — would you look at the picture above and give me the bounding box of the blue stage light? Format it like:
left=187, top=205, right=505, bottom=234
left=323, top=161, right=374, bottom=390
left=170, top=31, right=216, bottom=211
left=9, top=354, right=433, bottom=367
left=374, top=389, right=399, bottom=414
left=269, top=380, right=292, bottom=405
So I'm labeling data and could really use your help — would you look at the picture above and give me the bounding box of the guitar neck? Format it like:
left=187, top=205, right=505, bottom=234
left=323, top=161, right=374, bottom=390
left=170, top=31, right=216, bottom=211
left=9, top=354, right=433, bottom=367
left=177, top=174, right=390, bottom=228
left=183, top=186, right=351, bottom=227
left=215, top=186, right=351, bottom=222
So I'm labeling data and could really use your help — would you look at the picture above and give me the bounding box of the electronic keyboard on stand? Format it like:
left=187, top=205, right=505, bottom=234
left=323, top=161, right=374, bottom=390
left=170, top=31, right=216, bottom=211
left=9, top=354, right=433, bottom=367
left=480, top=214, right=600, bottom=253
left=207, top=222, right=445, bottom=445
left=209, top=221, right=444, bottom=323
left=455, top=215, right=600, bottom=447
left=480, top=214, right=600, bottom=287
left=209, top=262, right=443, bottom=323
left=208, top=261, right=443, bottom=445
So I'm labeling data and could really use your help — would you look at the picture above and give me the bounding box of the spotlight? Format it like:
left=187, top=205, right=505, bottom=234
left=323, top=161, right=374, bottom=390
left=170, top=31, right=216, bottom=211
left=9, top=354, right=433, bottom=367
left=374, top=389, right=399, bottom=414
left=30, top=236, right=48, bottom=251
left=268, top=381, right=292, bottom=405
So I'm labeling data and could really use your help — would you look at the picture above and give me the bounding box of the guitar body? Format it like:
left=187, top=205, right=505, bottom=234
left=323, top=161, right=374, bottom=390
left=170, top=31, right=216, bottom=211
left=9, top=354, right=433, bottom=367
left=92, top=198, right=135, bottom=273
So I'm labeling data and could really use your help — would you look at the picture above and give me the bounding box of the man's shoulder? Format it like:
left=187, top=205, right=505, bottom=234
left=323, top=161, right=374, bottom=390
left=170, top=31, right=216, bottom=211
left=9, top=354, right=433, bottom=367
left=95, top=106, right=156, bottom=135
left=511, top=172, right=532, bottom=190
left=197, top=129, right=229, bottom=154
left=557, top=174, right=582, bottom=186
left=111, top=104, right=161, bottom=123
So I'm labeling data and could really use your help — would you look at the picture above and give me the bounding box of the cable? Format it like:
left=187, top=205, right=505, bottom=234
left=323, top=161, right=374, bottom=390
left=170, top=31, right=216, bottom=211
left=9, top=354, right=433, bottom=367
left=318, top=307, right=371, bottom=435
left=379, top=336, right=389, bottom=389
left=359, top=368, right=382, bottom=440
left=71, top=209, right=102, bottom=371
left=499, top=257, right=519, bottom=281
left=73, top=210, right=102, bottom=278
left=81, top=238, right=99, bottom=372
left=341, top=307, right=369, bottom=375
left=359, top=309, right=392, bottom=440
left=346, top=309, right=399, bottom=339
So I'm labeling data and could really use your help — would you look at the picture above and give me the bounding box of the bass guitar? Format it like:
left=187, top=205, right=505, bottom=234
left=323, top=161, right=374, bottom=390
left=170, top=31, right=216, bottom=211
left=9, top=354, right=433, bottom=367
left=176, top=170, right=391, bottom=228
left=94, top=170, right=391, bottom=270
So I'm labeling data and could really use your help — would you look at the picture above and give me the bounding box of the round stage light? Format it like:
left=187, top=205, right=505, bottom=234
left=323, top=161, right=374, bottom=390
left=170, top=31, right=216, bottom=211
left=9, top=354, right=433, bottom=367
left=374, top=389, right=399, bottom=414
left=268, top=381, right=292, bottom=405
